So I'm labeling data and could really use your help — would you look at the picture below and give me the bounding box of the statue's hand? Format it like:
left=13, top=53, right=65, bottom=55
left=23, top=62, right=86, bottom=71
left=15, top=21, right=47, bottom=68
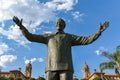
left=99, top=21, right=109, bottom=33
left=13, top=16, right=23, bottom=26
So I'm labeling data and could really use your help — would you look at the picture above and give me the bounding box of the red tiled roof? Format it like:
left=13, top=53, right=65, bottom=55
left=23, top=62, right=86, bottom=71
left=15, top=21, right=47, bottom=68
left=105, top=74, right=120, bottom=77
left=0, top=69, right=29, bottom=79
left=88, top=71, right=120, bottom=80
left=94, top=72, right=105, bottom=74
left=10, top=70, right=25, bottom=76
left=0, top=72, right=10, bottom=74
left=10, top=70, right=20, bottom=72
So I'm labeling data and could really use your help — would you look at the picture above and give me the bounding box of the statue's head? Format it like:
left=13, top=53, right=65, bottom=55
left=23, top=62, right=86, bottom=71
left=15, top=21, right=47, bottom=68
left=56, top=18, right=66, bottom=32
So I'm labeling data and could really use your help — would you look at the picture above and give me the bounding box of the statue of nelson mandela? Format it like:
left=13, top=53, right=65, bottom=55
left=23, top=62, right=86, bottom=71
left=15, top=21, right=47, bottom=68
left=13, top=16, right=109, bottom=80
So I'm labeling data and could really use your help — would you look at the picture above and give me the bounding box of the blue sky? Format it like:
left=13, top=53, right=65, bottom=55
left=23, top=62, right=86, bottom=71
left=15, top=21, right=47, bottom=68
left=0, top=0, right=120, bottom=79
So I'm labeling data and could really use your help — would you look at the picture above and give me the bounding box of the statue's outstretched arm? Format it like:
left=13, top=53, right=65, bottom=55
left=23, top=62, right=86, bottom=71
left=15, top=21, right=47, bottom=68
left=13, top=16, right=46, bottom=43
left=72, top=21, right=109, bottom=46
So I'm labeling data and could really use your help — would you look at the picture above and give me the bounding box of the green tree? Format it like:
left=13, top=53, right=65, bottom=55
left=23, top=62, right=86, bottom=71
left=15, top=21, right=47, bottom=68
left=0, top=76, right=8, bottom=80
left=8, top=77, right=14, bottom=80
left=80, top=79, right=85, bottom=80
left=73, top=77, right=79, bottom=80
left=100, top=45, right=120, bottom=74
left=15, top=78, right=22, bottom=80
left=73, top=76, right=79, bottom=80
left=36, top=76, right=45, bottom=80
left=29, top=78, right=36, bottom=80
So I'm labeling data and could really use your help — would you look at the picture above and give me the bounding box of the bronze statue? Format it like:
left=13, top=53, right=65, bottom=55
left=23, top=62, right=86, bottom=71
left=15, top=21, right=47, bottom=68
left=13, top=16, right=109, bottom=80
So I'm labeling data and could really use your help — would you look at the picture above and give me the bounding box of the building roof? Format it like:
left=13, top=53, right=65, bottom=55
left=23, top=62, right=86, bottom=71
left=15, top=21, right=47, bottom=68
left=0, top=72, right=10, bottom=74
left=104, top=74, right=120, bottom=77
left=10, top=69, right=25, bottom=77
left=83, top=62, right=90, bottom=70
left=10, top=70, right=21, bottom=72
left=88, top=71, right=120, bottom=80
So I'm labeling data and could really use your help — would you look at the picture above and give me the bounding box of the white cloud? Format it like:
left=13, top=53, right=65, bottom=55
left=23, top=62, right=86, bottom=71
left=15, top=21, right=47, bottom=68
left=0, top=0, right=79, bottom=28
left=0, top=42, right=16, bottom=68
left=0, top=0, right=54, bottom=46
left=43, top=31, right=52, bottom=34
left=24, top=57, right=44, bottom=64
left=0, top=55, right=17, bottom=67
left=72, top=11, right=84, bottom=20
left=0, top=0, right=79, bottom=46
left=0, top=25, right=30, bottom=46
left=0, top=0, right=56, bottom=29
left=45, top=0, right=78, bottom=11
left=95, top=46, right=108, bottom=55
left=95, top=50, right=100, bottom=55
left=0, top=43, right=9, bottom=55
left=38, top=58, right=44, bottom=62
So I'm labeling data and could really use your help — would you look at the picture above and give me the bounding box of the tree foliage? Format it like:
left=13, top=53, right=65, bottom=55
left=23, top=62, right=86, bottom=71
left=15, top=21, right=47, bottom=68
left=0, top=76, right=8, bottom=80
left=15, top=77, right=22, bottom=80
left=9, top=77, right=14, bottom=80
left=36, top=76, right=45, bottom=80
left=73, top=77, right=79, bottom=80
left=29, top=78, right=36, bottom=80
left=100, top=45, right=120, bottom=74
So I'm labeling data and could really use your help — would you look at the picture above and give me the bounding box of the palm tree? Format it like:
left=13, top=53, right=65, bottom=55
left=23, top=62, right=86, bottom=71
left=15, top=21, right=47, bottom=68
left=100, top=45, right=120, bottom=74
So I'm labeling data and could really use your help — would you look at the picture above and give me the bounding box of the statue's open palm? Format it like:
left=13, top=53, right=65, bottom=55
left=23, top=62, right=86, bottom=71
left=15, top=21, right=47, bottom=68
left=99, top=21, right=109, bottom=32
left=13, top=16, right=22, bottom=26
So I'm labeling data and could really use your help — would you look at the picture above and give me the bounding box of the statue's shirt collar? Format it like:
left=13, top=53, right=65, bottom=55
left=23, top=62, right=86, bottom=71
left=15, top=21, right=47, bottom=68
left=56, top=31, right=65, bottom=34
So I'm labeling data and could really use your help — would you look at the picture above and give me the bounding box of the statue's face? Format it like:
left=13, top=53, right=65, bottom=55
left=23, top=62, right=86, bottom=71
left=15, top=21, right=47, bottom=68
left=56, top=19, right=65, bottom=31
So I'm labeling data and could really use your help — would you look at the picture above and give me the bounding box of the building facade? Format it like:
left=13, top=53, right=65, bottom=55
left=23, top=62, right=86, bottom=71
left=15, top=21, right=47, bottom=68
left=83, top=62, right=90, bottom=79
left=0, top=62, right=32, bottom=79
left=0, top=68, right=25, bottom=79
left=83, top=63, right=120, bottom=80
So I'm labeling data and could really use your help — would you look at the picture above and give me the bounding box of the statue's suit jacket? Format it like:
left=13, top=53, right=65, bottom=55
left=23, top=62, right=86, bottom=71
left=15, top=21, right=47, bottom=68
left=21, top=27, right=101, bottom=73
